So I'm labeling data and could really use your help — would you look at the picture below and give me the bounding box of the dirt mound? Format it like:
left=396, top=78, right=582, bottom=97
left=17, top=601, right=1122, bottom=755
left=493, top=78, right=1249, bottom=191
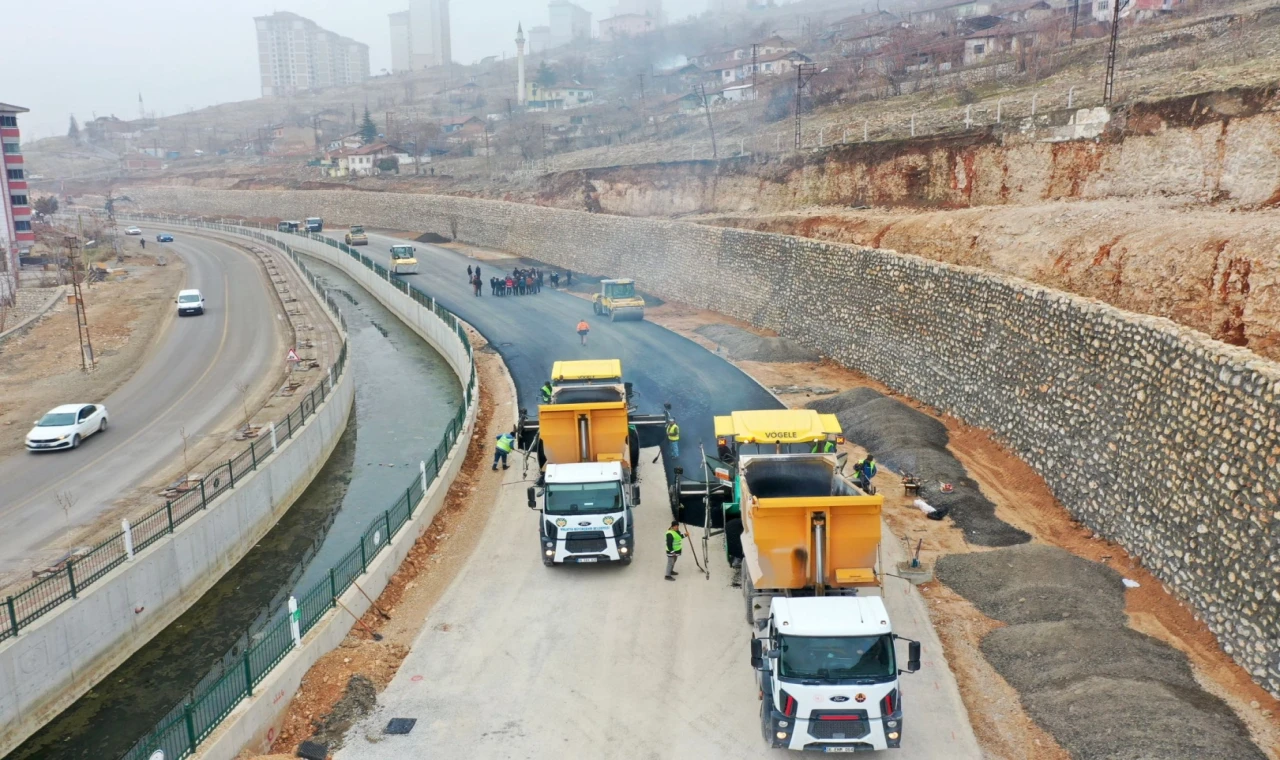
left=809, top=388, right=1029, bottom=546
left=695, top=323, right=821, bottom=363
left=936, top=544, right=1125, bottom=625
left=414, top=232, right=450, bottom=243
left=940, top=547, right=1268, bottom=760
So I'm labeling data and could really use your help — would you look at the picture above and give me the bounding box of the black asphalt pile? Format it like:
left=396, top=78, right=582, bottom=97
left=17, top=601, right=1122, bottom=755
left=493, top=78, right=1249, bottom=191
left=808, top=388, right=1029, bottom=546
left=310, top=673, right=378, bottom=751
left=938, top=546, right=1267, bottom=760
left=414, top=232, right=450, bottom=243
left=695, top=324, right=821, bottom=363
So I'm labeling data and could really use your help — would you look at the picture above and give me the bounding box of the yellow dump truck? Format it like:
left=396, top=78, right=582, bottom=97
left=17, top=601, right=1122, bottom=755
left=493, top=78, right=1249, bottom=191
left=673, top=409, right=920, bottom=753
left=344, top=224, right=368, bottom=246
left=518, top=360, right=670, bottom=566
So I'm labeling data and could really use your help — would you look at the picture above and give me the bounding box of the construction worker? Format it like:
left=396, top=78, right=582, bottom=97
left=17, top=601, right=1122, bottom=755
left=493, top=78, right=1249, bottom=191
left=540, top=381, right=554, bottom=404
left=664, top=521, right=688, bottom=581
left=577, top=319, right=590, bottom=346
left=493, top=429, right=516, bottom=471
left=811, top=438, right=836, bottom=454
left=853, top=454, right=878, bottom=492
left=666, top=419, right=680, bottom=459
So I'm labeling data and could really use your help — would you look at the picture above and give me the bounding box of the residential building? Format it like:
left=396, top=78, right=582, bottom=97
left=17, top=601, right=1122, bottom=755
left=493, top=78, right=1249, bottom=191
left=0, top=102, right=31, bottom=299
left=612, top=0, right=662, bottom=24
left=659, top=92, right=705, bottom=117
left=121, top=154, right=164, bottom=171
left=255, top=12, right=370, bottom=97
left=828, top=10, right=899, bottom=35
left=549, top=1, right=592, bottom=48
left=717, top=83, right=757, bottom=102
left=599, top=13, right=657, bottom=40
left=963, top=22, right=1042, bottom=64
left=390, top=11, right=412, bottom=73
left=524, top=82, right=596, bottom=110
left=909, top=0, right=995, bottom=25
left=409, top=0, right=451, bottom=69
left=652, top=62, right=702, bottom=93
left=342, top=142, right=396, bottom=176
left=528, top=25, right=553, bottom=53
left=442, top=115, right=485, bottom=133
left=996, top=0, right=1055, bottom=22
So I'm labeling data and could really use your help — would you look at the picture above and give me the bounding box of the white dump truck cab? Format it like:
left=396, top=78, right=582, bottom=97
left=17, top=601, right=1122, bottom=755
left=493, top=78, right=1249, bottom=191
left=528, top=461, right=636, bottom=565
left=753, top=596, right=920, bottom=752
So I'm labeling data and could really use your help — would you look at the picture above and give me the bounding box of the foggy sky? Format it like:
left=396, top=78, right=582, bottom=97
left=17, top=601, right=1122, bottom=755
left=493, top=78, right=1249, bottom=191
left=4, top=0, right=710, bottom=140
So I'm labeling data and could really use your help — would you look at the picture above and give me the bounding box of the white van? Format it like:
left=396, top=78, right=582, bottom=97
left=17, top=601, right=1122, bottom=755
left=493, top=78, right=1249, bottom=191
left=176, top=289, right=206, bottom=316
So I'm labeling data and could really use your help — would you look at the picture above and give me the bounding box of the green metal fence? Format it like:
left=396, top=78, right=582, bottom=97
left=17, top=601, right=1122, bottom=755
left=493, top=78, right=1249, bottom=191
left=1, top=235, right=350, bottom=643
left=113, top=215, right=477, bottom=760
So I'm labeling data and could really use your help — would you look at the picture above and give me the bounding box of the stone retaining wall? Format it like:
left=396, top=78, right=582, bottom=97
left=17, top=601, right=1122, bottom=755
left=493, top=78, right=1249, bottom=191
left=125, top=187, right=1279, bottom=697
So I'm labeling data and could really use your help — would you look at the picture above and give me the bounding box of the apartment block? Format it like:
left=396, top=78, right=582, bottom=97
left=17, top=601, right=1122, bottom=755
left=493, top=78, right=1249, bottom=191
left=0, top=102, right=32, bottom=301
left=255, top=12, right=370, bottom=98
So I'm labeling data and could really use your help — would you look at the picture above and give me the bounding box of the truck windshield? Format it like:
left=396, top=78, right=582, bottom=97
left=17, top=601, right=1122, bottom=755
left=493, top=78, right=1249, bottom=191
left=777, top=634, right=896, bottom=682
left=608, top=283, right=635, bottom=298
left=351, top=226, right=364, bottom=234
left=391, top=248, right=413, bottom=259
left=545, top=483, right=622, bottom=515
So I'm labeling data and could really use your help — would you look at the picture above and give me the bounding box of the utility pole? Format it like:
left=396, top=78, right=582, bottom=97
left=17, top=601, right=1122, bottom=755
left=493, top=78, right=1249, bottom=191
left=794, top=63, right=819, bottom=150
left=1103, top=0, right=1125, bottom=104
left=1070, top=0, right=1080, bottom=43
left=697, top=84, right=718, bottom=158
left=64, top=236, right=96, bottom=372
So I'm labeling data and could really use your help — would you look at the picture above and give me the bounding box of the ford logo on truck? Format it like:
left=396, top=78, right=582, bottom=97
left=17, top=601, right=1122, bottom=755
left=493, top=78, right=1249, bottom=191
left=831, top=696, right=850, bottom=703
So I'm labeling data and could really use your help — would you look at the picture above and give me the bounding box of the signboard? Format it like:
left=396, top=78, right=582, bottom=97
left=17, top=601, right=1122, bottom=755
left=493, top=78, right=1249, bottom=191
left=286, top=348, right=301, bottom=363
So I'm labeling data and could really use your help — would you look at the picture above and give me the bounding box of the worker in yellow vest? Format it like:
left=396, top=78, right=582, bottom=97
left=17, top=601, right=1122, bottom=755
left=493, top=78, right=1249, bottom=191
left=665, top=521, right=688, bottom=581
left=493, top=430, right=516, bottom=471
left=666, top=420, right=680, bottom=459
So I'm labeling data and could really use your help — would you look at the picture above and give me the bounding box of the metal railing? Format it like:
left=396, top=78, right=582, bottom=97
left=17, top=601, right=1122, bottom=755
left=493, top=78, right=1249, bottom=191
left=1, top=234, right=349, bottom=643
left=111, top=215, right=477, bottom=760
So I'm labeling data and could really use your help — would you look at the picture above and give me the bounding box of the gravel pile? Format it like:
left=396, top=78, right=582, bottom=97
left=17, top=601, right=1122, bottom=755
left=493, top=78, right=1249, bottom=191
left=938, top=546, right=1267, bottom=760
left=808, top=388, right=1029, bottom=546
left=310, top=674, right=378, bottom=751
left=695, top=324, right=821, bottom=363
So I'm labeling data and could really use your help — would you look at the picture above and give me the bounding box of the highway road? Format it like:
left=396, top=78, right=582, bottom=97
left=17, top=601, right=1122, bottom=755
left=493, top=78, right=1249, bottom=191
left=282, top=228, right=978, bottom=758
left=0, top=228, right=284, bottom=574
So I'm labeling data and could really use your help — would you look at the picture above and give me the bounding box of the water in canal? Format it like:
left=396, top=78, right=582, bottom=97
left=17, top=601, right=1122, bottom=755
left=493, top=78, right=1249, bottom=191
left=10, top=259, right=462, bottom=759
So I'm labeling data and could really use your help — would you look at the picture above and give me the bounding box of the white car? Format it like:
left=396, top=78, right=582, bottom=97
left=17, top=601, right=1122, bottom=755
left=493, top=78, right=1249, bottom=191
left=124, top=226, right=142, bottom=236
left=26, top=404, right=109, bottom=451
left=176, top=289, right=205, bottom=316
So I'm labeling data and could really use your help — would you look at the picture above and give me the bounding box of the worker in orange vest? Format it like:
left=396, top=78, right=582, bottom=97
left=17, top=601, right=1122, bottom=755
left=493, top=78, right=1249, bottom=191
left=576, top=319, right=590, bottom=346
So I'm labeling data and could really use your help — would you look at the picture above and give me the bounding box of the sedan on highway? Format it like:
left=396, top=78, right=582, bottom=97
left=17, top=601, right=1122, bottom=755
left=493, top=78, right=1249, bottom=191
left=124, top=226, right=142, bottom=235
left=156, top=233, right=174, bottom=243
left=25, top=404, right=110, bottom=451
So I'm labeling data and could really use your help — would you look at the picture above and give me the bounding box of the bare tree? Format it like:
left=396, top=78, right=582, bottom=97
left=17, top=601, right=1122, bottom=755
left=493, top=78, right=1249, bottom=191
left=234, top=381, right=253, bottom=430
left=55, top=491, right=78, bottom=527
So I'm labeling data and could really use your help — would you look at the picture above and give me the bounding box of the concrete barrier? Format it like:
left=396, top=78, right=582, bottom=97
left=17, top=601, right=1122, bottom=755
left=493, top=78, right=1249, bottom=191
left=151, top=226, right=478, bottom=760
left=0, top=236, right=353, bottom=758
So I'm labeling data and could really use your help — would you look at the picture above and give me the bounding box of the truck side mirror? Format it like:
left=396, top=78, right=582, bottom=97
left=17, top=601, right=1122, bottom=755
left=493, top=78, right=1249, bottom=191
left=907, top=641, right=921, bottom=673
left=750, top=638, right=763, bottom=669
left=526, top=486, right=538, bottom=510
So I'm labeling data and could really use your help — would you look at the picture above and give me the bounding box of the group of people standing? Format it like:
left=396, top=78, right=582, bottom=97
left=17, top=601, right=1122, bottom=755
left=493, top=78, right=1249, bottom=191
left=465, top=264, right=575, bottom=298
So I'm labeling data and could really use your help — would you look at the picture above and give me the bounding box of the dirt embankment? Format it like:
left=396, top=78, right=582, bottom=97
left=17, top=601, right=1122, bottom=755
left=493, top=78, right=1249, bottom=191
left=700, top=199, right=1280, bottom=360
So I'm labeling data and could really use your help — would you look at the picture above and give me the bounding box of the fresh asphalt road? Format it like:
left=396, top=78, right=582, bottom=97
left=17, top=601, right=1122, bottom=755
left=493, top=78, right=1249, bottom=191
left=328, top=230, right=780, bottom=484
left=0, top=229, right=283, bottom=574
left=287, top=228, right=978, bottom=757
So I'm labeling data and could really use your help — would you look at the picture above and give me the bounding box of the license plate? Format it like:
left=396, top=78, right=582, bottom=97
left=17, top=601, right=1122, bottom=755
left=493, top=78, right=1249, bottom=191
left=576, top=558, right=597, bottom=563
left=825, top=749, right=859, bottom=753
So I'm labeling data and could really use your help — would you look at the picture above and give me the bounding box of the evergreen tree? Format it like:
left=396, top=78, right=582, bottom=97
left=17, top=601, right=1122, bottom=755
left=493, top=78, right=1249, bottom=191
left=68, top=115, right=80, bottom=141
left=360, top=108, right=378, bottom=143
left=535, top=61, right=558, bottom=87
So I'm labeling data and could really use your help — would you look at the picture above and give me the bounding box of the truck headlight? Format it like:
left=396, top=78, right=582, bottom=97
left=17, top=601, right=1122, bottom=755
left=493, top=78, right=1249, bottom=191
left=544, top=550, right=554, bottom=557
left=886, top=720, right=898, bottom=728
left=887, top=732, right=899, bottom=740
left=775, top=731, right=788, bottom=740
left=777, top=720, right=788, bottom=728
left=544, top=542, right=553, bottom=549
left=619, top=547, right=628, bottom=554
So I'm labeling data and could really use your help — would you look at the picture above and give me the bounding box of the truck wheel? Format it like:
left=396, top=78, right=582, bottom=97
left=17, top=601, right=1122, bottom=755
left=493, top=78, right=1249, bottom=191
left=760, top=690, right=776, bottom=744
left=593, top=301, right=602, bottom=315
